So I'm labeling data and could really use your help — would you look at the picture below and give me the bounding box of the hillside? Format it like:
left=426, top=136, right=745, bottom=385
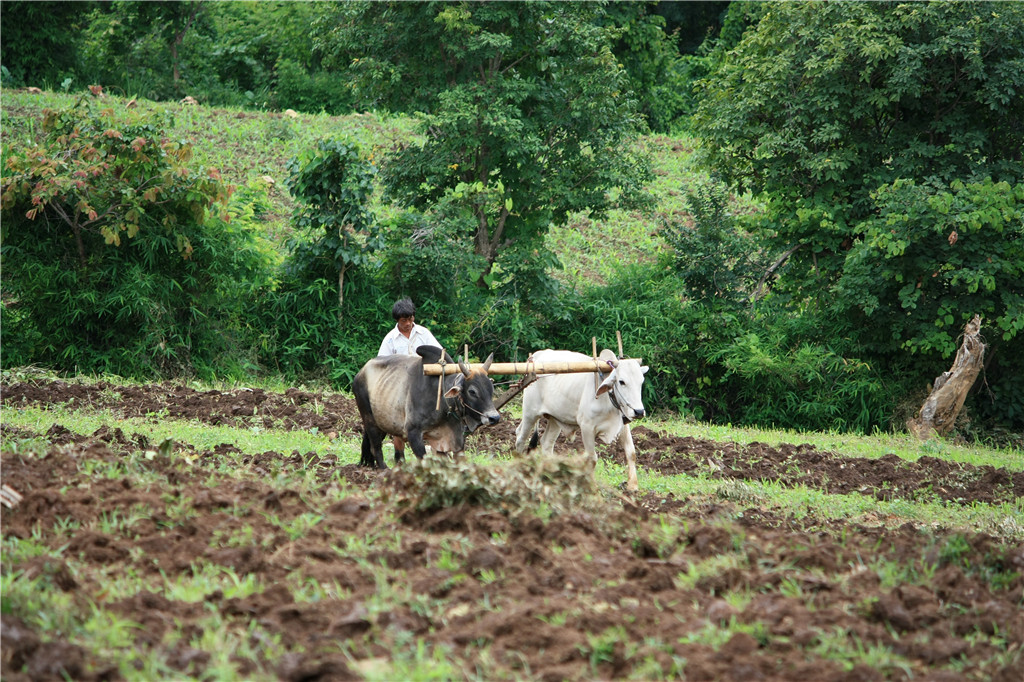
left=0, top=89, right=703, bottom=290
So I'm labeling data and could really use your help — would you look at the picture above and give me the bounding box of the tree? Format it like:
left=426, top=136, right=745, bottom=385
left=315, top=1, right=651, bottom=286
left=285, top=139, right=382, bottom=321
left=694, top=1, right=1024, bottom=289
left=0, top=1, right=95, bottom=87
left=82, top=0, right=210, bottom=98
left=601, top=2, right=689, bottom=132
left=693, top=1, right=1024, bottom=431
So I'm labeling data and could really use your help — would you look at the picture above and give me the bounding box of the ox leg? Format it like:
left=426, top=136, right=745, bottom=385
left=619, top=424, right=639, bottom=492
left=361, top=425, right=387, bottom=469
left=393, top=436, right=406, bottom=464
left=580, top=426, right=599, bottom=475
left=537, top=418, right=563, bottom=456
left=407, top=429, right=428, bottom=460
left=360, top=432, right=374, bottom=467
left=515, top=412, right=542, bottom=454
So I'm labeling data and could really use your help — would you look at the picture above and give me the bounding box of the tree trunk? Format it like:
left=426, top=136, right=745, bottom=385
left=907, top=314, right=985, bottom=440
left=337, top=264, right=347, bottom=324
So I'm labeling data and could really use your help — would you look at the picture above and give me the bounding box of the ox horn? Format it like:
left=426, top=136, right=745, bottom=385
left=481, top=353, right=494, bottom=373
left=459, top=356, right=471, bottom=376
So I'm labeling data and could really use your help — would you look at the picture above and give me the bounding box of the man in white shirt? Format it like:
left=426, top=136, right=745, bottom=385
left=378, top=297, right=441, bottom=357
left=377, top=297, right=442, bottom=459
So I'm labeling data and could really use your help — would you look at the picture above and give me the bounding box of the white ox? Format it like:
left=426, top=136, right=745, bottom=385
left=514, top=349, right=649, bottom=491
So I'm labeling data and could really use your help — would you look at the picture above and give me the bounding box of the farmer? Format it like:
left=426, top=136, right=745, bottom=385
left=377, top=297, right=442, bottom=456
left=378, top=297, right=441, bottom=357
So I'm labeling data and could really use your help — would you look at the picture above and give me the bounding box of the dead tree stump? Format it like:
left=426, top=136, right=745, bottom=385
left=907, top=314, right=985, bottom=440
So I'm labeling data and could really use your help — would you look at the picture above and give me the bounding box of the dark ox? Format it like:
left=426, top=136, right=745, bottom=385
left=353, top=346, right=500, bottom=468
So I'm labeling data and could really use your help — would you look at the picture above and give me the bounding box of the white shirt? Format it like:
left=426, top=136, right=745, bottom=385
left=378, top=323, right=442, bottom=357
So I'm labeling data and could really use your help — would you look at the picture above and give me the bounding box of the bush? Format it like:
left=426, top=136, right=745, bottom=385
left=255, top=262, right=389, bottom=386
left=835, top=177, right=1024, bottom=429
left=0, top=98, right=271, bottom=379
left=272, top=58, right=352, bottom=115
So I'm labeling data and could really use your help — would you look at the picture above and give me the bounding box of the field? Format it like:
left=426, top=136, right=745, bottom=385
left=2, top=373, right=1023, bottom=681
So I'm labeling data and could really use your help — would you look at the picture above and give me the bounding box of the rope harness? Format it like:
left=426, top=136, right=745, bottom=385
left=598, top=360, right=631, bottom=424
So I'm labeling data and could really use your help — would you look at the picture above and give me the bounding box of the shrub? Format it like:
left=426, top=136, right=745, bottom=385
left=0, top=98, right=270, bottom=378
left=272, top=58, right=352, bottom=115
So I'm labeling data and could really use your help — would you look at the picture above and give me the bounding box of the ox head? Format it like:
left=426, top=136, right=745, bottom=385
left=416, top=346, right=501, bottom=433
left=596, top=349, right=649, bottom=423
left=456, top=353, right=501, bottom=433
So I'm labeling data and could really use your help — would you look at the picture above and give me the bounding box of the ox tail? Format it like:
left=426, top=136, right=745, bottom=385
left=528, top=428, right=540, bottom=451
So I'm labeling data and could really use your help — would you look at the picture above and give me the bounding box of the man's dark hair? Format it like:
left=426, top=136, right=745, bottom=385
left=392, top=297, right=415, bottom=320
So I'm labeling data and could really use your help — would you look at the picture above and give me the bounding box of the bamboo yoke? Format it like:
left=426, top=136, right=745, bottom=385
left=424, top=332, right=639, bottom=376
left=429, top=332, right=640, bottom=410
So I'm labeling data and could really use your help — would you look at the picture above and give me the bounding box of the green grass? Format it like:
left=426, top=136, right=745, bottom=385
left=641, top=416, right=1024, bottom=472
left=2, top=404, right=345, bottom=460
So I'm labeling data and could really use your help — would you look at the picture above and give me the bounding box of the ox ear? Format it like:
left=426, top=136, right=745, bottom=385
left=596, top=372, right=615, bottom=397
left=444, top=385, right=462, bottom=398
left=641, top=365, right=649, bottom=374
left=445, top=374, right=464, bottom=398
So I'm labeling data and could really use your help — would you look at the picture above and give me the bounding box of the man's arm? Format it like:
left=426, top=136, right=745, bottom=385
left=419, top=326, right=441, bottom=350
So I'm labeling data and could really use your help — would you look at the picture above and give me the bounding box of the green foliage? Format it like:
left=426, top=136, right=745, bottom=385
left=693, top=1, right=1024, bottom=431
left=255, top=138, right=386, bottom=385
left=255, top=265, right=389, bottom=386
left=284, top=137, right=383, bottom=337
left=670, top=2, right=768, bottom=127
left=662, top=178, right=768, bottom=306
left=286, top=137, right=382, bottom=283
left=838, top=178, right=1024, bottom=356
left=21, top=0, right=346, bottom=111
left=835, top=177, right=1024, bottom=427
left=1, top=99, right=270, bottom=378
left=704, top=313, right=895, bottom=433
left=79, top=1, right=214, bottom=101
left=0, top=1, right=94, bottom=88
left=695, top=1, right=1024, bottom=285
left=318, top=1, right=652, bottom=281
left=602, top=2, right=690, bottom=133
left=271, top=57, right=352, bottom=114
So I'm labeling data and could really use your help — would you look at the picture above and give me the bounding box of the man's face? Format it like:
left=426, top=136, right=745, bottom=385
left=397, top=315, right=415, bottom=336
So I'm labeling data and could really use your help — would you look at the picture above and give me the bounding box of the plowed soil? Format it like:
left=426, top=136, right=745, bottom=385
left=3, top=379, right=1023, bottom=681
